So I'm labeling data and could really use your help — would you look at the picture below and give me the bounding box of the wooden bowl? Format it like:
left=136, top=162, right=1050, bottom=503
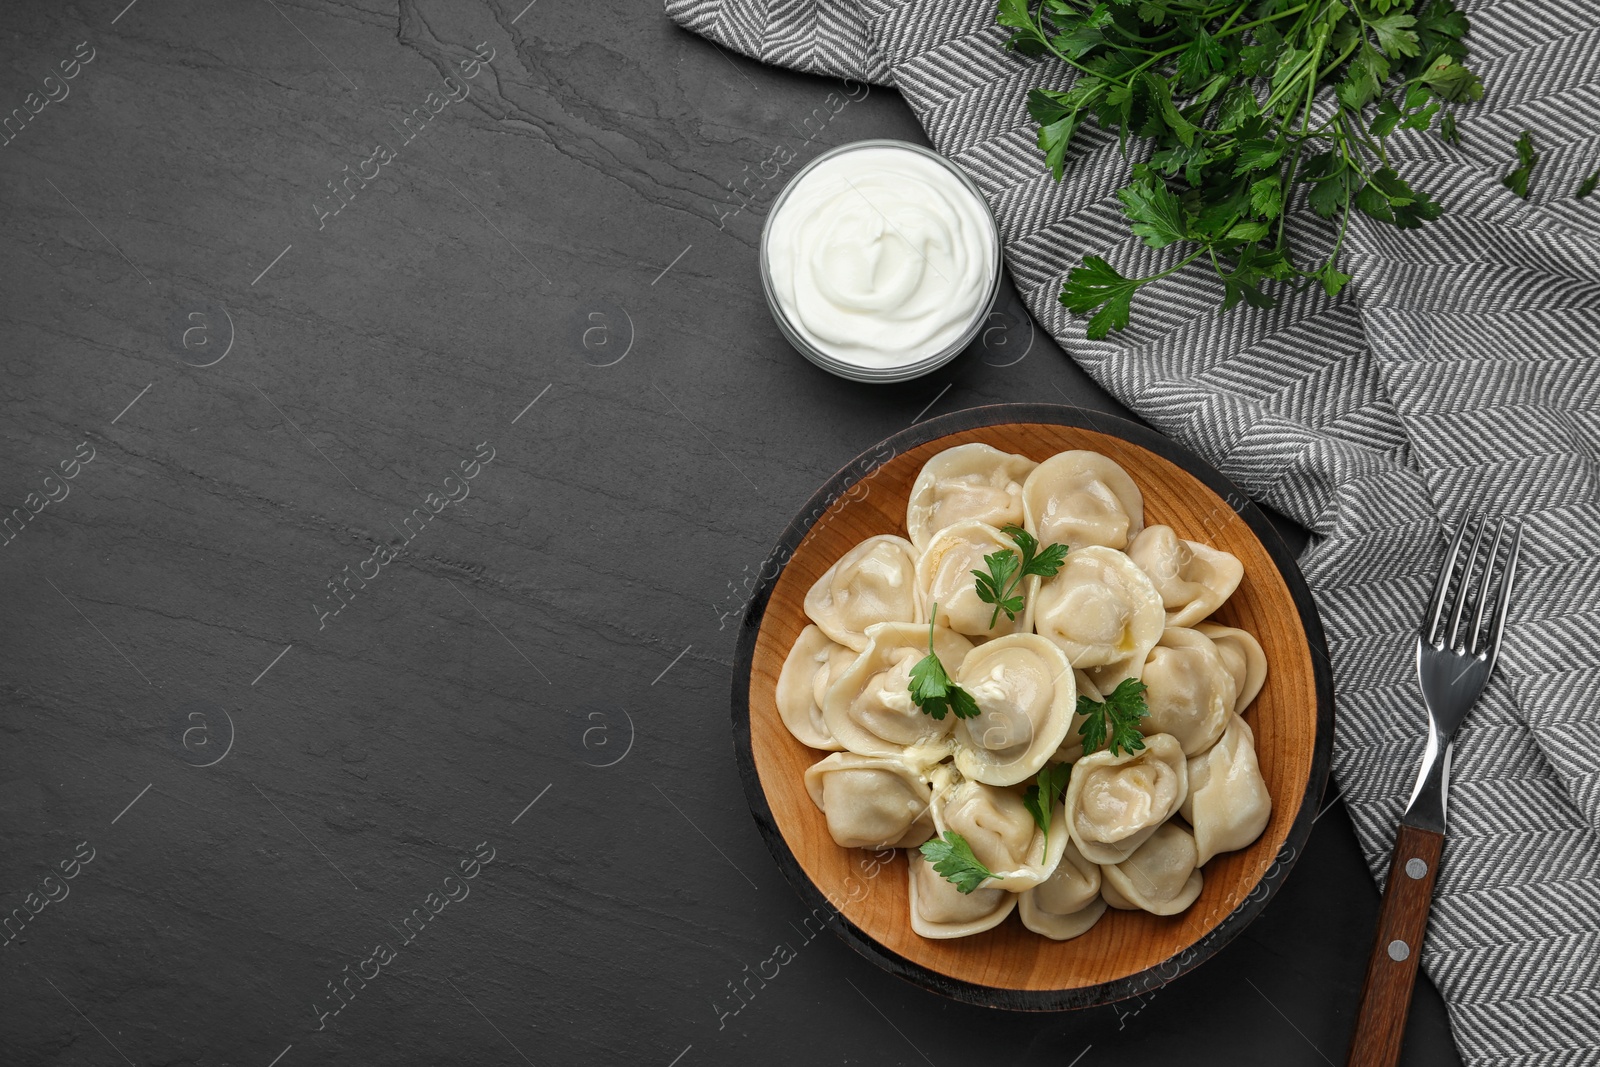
left=731, top=404, right=1334, bottom=1010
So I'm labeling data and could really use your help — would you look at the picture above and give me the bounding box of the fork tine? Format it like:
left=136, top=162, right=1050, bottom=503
left=1446, top=518, right=1486, bottom=652
left=1425, top=520, right=1471, bottom=645
left=1485, top=522, right=1522, bottom=666
left=1469, top=518, right=1507, bottom=655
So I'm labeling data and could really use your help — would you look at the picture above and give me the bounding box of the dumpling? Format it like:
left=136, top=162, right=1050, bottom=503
left=1100, top=821, right=1204, bottom=915
left=804, top=535, right=921, bottom=651
left=804, top=751, right=934, bottom=850
left=1180, top=714, right=1271, bottom=864
left=952, top=635, right=1076, bottom=786
left=1052, top=670, right=1102, bottom=764
left=1022, top=450, right=1144, bottom=551
left=1065, top=733, right=1187, bottom=865
left=914, top=521, right=1027, bottom=640
left=775, top=625, right=853, bottom=750
left=1127, top=525, right=1243, bottom=627
left=1138, top=628, right=1238, bottom=757
left=1196, top=623, right=1268, bottom=713
left=1030, top=546, right=1164, bottom=686
left=906, top=443, right=1037, bottom=551
left=1018, top=838, right=1107, bottom=940
left=930, top=777, right=1067, bottom=890
left=822, top=622, right=974, bottom=758
left=908, top=852, right=1016, bottom=939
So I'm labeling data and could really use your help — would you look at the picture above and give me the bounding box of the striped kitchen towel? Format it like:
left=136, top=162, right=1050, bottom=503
left=667, top=0, right=1600, bottom=1061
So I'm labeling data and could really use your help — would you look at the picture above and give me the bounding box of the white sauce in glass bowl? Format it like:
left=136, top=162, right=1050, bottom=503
left=764, top=144, right=997, bottom=371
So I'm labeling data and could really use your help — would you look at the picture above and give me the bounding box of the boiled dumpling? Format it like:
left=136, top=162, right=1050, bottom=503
left=804, top=751, right=934, bottom=850
left=1100, top=821, right=1203, bottom=915
left=930, top=777, right=1067, bottom=890
left=1052, top=670, right=1102, bottom=764
left=906, top=443, right=1037, bottom=551
left=804, top=535, right=921, bottom=651
left=1196, top=623, right=1268, bottom=713
left=1018, top=838, right=1107, bottom=940
left=1022, top=450, right=1144, bottom=551
left=914, top=521, right=1028, bottom=640
left=908, top=852, right=1016, bottom=939
left=1127, top=525, right=1243, bottom=627
left=1139, top=628, right=1238, bottom=756
left=1065, top=733, right=1188, bottom=864
left=1180, top=714, right=1271, bottom=864
left=775, top=625, right=853, bottom=750
left=1031, top=546, right=1163, bottom=686
left=822, top=622, right=974, bottom=758
left=952, top=635, right=1076, bottom=786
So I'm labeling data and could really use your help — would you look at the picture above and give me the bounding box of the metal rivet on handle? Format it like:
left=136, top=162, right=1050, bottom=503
left=1388, top=940, right=1410, bottom=962
left=1405, top=858, right=1428, bottom=879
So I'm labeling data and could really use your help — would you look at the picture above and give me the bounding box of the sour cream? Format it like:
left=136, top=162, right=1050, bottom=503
left=762, top=140, right=999, bottom=379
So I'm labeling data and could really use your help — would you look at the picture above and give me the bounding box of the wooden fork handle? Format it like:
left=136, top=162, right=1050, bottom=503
left=1346, top=823, right=1445, bottom=1067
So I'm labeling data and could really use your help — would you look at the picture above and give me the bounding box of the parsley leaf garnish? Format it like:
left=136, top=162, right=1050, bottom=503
left=1060, top=255, right=1142, bottom=340
left=1502, top=130, right=1538, bottom=199
left=907, top=604, right=981, bottom=721
left=972, top=524, right=1069, bottom=627
left=1022, top=762, right=1072, bottom=855
left=1578, top=171, right=1599, bottom=199
left=919, top=831, right=997, bottom=894
left=1077, top=678, right=1150, bottom=758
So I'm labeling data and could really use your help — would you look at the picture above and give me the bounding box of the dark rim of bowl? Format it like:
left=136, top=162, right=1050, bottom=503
left=728, top=402, right=1336, bottom=1012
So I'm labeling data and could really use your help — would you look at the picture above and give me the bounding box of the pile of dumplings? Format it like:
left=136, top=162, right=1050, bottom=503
left=778, top=443, right=1273, bottom=941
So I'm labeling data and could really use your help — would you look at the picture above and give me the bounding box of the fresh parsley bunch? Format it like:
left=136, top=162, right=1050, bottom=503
left=998, top=0, right=1483, bottom=338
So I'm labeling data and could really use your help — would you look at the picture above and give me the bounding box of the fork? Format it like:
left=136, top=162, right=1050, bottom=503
left=1346, top=517, right=1522, bottom=1067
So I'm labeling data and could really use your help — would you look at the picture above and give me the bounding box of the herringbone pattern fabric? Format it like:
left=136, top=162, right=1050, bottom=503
left=666, top=0, right=1600, bottom=1061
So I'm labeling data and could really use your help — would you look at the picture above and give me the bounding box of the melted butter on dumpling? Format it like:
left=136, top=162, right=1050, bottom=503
left=1030, top=546, right=1164, bottom=686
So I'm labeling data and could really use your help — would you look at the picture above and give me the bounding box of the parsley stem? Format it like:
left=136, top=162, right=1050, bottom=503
left=1300, top=34, right=1328, bottom=136
left=987, top=559, right=1024, bottom=629
left=1217, top=2, right=1308, bottom=40
left=1274, top=143, right=1305, bottom=247
left=1317, top=38, right=1362, bottom=82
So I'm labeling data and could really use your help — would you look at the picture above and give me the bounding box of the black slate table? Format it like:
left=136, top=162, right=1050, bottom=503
left=1, top=3, right=1464, bottom=1065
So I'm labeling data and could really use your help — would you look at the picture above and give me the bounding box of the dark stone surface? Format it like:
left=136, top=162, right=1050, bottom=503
left=0, top=2, right=1462, bottom=1065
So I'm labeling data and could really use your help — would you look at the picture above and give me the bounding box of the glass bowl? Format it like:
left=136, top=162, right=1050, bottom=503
left=759, top=139, right=1003, bottom=384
